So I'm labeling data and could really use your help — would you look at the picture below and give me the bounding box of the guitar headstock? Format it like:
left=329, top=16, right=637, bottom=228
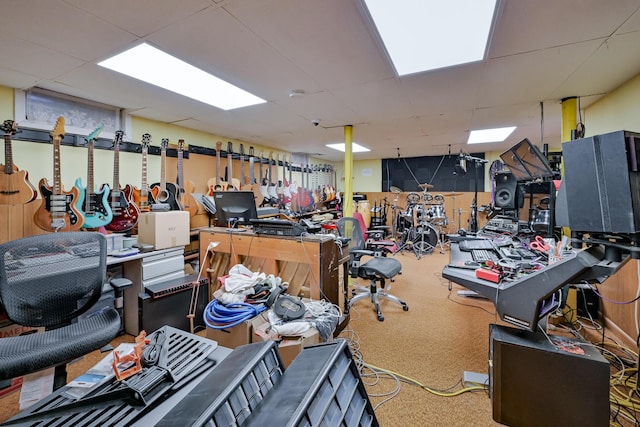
left=84, top=125, right=104, bottom=144
left=161, top=138, right=169, bottom=151
left=216, top=141, right=222, bottom=152
left=141, top=133, right=151, bottom=152
left=240, top=143, right=245, bottom=157
left=0, top=119, right=18, bottom=136
left=249, top=146, right=254, bottom=157
left=113, top=130, right=124, bottom=149
left=227, top=141, right=233, bottom=155
left=178, top=139, right=185, bottom=152
left=50, top=116, right=65, bottom=141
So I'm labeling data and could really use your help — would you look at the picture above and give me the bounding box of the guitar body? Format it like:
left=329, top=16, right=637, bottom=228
left=106, top=185, right=139, bottom=233
left=150, top=181, right=183, bottom=211
left=0, top=167, right=37, bottom=205
left=34, top=178, right=84, bottom=232
left=74, top=178, right=113, bottom=228
left=132, top=186, right=159, bottom=213
left=183, top=180, right=199, bottom=217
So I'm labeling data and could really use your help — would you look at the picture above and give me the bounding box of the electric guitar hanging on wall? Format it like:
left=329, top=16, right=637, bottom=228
left=132, top=133, right=159, bottom=213
left=0, top=119, right=37, bottom=205
left=150, top=138, right=182, bottom=211
left=34, top=116, right=84, bottom=232
left=74, top=125, right=113, bottom=229
left=106, top=130, right=139, bottom=233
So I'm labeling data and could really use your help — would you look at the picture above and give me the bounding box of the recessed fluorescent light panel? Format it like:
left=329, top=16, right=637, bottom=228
left=467, top=126, right=516, bottom=144
left=98, top=43, right=266, bottom=110
left=362, top=0, right=499, bottom=76
left=326, top=143, right=371, bottom=153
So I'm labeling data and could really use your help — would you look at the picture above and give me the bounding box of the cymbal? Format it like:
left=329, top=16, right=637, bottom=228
left=418, top=183, right=434, bottom=190
left=390, top=186, right=403, bottom=193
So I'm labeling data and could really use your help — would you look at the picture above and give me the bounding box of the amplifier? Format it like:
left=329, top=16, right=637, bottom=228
left=145, top=274, right=207, bottom=299
left=137, top=274, right=209, bottom=334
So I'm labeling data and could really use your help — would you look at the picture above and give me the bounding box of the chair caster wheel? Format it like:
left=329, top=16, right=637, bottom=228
left=402, top=305, right=409, bottom=311
left=377, top=314, right=384, bottom=321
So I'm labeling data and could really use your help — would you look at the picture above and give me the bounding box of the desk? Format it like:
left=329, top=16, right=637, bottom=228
left=107, top=247, right=186, bottom=335
left=443, top=241, right=624, bottom=331
left=199, top=228, right=350, bottom=334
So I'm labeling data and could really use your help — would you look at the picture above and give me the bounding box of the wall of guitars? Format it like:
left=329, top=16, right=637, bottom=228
left=0, top=115, right=340, bottom=241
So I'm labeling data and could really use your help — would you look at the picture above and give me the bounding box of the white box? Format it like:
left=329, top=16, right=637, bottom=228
left=137, top=211, right=190, bottom=250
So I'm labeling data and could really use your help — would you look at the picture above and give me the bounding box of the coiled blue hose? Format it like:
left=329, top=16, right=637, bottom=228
left=204, top=299, right=266, bottom=329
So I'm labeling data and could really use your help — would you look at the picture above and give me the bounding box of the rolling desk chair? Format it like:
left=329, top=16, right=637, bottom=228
left=353, top=211, right=397, bottom=256
left=0, top=232, right=124, bottom=390
left=337, top=217, right=408, bottom=321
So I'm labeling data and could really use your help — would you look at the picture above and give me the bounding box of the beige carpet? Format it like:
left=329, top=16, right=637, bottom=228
left=338, top=248, right=503, bottom=426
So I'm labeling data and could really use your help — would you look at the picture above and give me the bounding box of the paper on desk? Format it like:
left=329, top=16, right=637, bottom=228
left=19, top=367, right=54, bottom=410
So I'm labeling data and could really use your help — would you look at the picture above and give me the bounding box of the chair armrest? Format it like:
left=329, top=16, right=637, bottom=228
left=109, top=277, right=133, bottom=290
left=351, top=249, right=375, bottom=258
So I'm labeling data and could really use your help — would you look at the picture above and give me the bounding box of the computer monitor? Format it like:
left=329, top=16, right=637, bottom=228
left=500, top=138, right=555, bottom=182
left=213, top=191, right=258, bottom=227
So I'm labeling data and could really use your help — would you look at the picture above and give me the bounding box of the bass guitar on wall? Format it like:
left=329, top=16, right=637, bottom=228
left=34, top=116, right=85, bottom=232
left=74, top=125, right=113, bottom=229
left=0, top=119, right=37, bottom=205
left=106, top=130, right=139, bottom=233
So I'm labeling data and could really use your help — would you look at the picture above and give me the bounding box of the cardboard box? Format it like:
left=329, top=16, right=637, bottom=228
left=137, top=211, right=190, bottom=250
left=251, top=311, right=321, bottom=367
left=206, top=317, right=255, bottom=349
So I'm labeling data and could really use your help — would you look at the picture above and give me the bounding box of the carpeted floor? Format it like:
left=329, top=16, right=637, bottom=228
left=338, top=247, right=503, bottom=426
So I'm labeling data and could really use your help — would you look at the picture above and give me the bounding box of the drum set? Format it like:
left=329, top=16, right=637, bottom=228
left=393, top=184, right=450, bottom=258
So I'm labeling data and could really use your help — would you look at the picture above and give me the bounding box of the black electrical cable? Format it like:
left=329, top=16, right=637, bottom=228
left=141, top=329, right=166, bottom=367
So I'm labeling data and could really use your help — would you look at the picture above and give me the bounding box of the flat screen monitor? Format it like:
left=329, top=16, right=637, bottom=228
left=500, top=138, right=554, bottom=182
left=213, top=191, right=258, bottom=227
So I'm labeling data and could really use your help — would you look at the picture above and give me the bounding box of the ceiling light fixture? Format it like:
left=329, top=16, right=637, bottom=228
left=326, top=142, right=371, bottom=153
left=289, top=89, right=305, bottom=98
left=467, top=126, right=516, bottom=144
left=362, top=0, right=499, bottom=76
left=98, top=43, right=266, bottom=110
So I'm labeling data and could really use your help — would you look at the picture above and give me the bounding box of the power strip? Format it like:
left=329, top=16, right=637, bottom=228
left=463, top=371, right=489, bottom=387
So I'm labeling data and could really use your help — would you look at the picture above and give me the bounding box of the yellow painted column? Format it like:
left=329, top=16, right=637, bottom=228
left=561, top=97, right=577, bottom=142
left=343, top=125, right=354, bottom=217
left=560, top=96, right=578, bottom=322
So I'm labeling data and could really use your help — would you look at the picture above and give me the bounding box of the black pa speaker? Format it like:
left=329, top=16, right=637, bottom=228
left=494, top=171, right=519, bottom=209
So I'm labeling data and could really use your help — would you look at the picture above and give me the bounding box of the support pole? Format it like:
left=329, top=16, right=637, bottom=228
left=561, top=97, right=577, bottom=142
left=343, top=125, right=354, bottom=217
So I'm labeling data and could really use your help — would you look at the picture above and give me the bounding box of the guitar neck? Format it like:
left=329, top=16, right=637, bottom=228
left=141, top=148, right=149, bottom=191
left=160, top=148, right=167, bottom=190
left=3, top=135, right=13, bottom=174
left=53, top=137, right=63, bottom=195
left=113, top=146, right=120, bottom=191
left=87, top=141, right=95, bottom=193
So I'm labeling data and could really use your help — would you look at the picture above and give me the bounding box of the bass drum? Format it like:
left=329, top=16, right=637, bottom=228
left=412, top=222, right=439, bottom=253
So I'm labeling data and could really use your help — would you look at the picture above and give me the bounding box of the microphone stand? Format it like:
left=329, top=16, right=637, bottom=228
left=461, top=155, right=487, bottom=234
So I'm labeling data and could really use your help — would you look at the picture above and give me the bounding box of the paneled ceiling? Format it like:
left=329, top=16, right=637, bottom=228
left=1, top=0, right=639, bottom=161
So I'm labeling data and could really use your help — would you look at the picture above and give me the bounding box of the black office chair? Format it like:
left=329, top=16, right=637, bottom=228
left=337, top=217, right=408, bottom=321
left=0, top=232, right=122, bottom=390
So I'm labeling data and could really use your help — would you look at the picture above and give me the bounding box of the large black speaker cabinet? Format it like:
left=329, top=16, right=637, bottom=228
left=563, top=130, right=640, bottom=234
left=494, top=171, right=520, bottom=209
left=489, top=324, right=609, bottom=427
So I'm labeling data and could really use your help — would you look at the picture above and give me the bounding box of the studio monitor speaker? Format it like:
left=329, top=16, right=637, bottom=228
left=494, top=171, right=519, bottom=209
